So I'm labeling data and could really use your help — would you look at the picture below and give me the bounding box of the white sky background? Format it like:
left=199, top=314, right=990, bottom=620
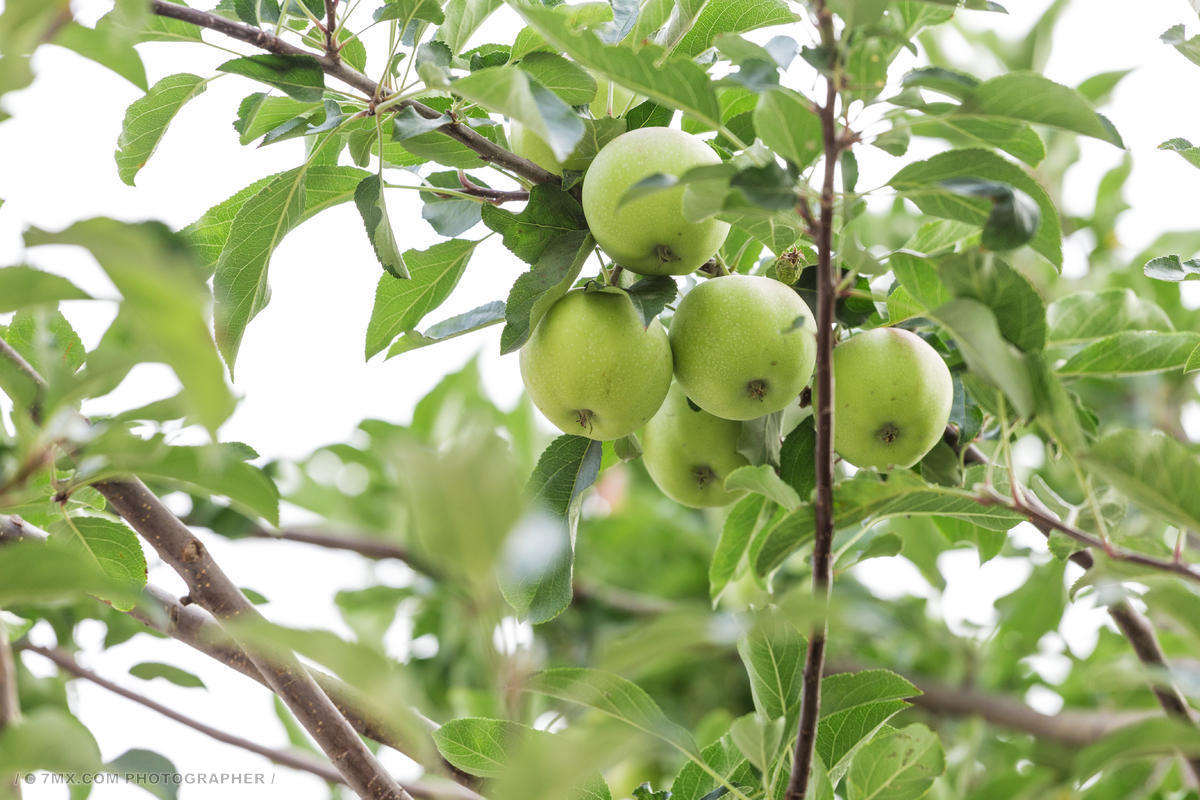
left=1, top=0, right=1200, bottom=797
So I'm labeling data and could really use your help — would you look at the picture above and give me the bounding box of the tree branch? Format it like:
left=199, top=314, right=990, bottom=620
left=947, top=427, right=1200, bottom=784
left=0, top=337, right=45, bottom=424
left=323, top=0, right=338, bottom=59
left=19, top=644, right=350, bottom=786
left=94, top=478, right=412, bottom=800
left=787, top=5, right=840, bottom=797
left=148, top=0, right=561, bottom=187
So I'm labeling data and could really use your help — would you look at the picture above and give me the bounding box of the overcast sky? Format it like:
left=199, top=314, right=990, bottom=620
left=2, top=0, right=1200, bottom=797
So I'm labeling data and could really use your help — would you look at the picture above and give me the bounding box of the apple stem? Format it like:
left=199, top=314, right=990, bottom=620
left=785, top=4, right=844, bottom=799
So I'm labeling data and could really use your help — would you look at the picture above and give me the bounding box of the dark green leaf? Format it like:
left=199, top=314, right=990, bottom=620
left=354, top=174, right=409, bottom=279
left=217, top=53, right=325, bottom=101
left=387, top=300, right=506, bottom=358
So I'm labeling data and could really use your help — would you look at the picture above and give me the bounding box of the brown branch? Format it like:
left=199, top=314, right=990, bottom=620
left=787, top=4, right=840, bottom=798
left=1109, top=604, right=1200, bottom=780
left=946, top=427, right=1200, bottom=784
left=94, top=478, right=411, bottom=800
left=148, top=0, right=562, bottom=187
left=456, top=172, right=530, bottom=204
left=323, top=0, right=338, bottom=59
left=19, top=644, right=348, bottom=786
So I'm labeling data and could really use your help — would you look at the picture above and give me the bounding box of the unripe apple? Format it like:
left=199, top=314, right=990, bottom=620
left=519, top=289, right=672, bottom=441
left=582, top=128, right=730, bottom=275
left=832, top=327, right=953, bottom=470
left=641, top=383, right=748, bottom=507
left=669, top=275, right=818, bottom=421
left=509, top=121, right=563, bottom=174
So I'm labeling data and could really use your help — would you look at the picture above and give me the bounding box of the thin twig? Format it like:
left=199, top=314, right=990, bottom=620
left=0, top=337, right=45, bottom=424
left=19, top=644, right=347, bottom=785
left=786, top=4, right=841, bottom=797
left=148, top=1, right=562, bottom=188
left=323, top=0, right=338, bottom=59
left=456, top=172, right=531, bottom=204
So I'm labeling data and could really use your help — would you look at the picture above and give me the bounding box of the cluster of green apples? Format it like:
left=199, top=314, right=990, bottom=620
left=514, top=115, right=953, bottom=509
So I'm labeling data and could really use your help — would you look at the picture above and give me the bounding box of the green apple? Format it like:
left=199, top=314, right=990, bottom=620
left=669, top=275, right=818, bottom=420
left=509, top=121, right=564, bottom=174
left=589, top=77, right=642, bottom=117
left=581, top=128, right=730, bottom=275
left=832, top=327, right=953, bottom=470
left=520, top=289, right=672, bottom=441
left=641, top=383, right=748, bottom=507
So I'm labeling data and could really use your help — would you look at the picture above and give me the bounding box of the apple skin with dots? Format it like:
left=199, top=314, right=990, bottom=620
left=832, top=327, right=954, bottom=470
left=581, top=127, right=730, bottom=276
left=669, top=274, right=818, bottom=421
left=519, top=289, right=672, bottom=441
left=641, top=383, right=749, bottom=508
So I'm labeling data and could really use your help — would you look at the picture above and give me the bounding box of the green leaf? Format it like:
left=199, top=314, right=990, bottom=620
left=387, top=300, right=506, bottom=357
left=0, top=708, right=103, bottom=775
left=845, top=724, right=945, bottom=800
left=753, top=88, right=822, bottom=169
left=115, top=73, right=207, bottom=186
left=518, top=52, right=597, bottom=106
left=725, top=464, right=801, bottom=510
left=217, top=53, right=325, bottom=101
left=354, top=174, right=409, bottom=279
left=128, top=662, right=206, bottom=689
left=0, top=266, right=91, bottom=311
left=961, top=72, right=1123, bottom=147
left=233, top=93, right=321, bottom=145
left=779, top=419, right=817, bottom=501
left=484, top=184, right=589, bottom=265
left=527, top=668, right=700, bottom=756
left=928, top=298, right=1034, bottom=416
left=673, top=0, right=797, bottom=59
left=24, top=219, right=235, bottom=432
left=1083, top=430, right=1200, bottom=534
left=52, top=20, right=147, bottom=89
left=1144, top=254, right=1200, bottom=282
left=438, top=0, right=502, bottom=52
left=889, top=148, right=1061, bottom=268
left=1162, top=24, right=1200, bottom=69
left=500, top=435, right=602, bottom=623
left=1158, top=137, right=1200, bottom=169
left=623, top=276, right=677, bottom=327
left=214, top=165, right=368, bottom=369
left=1058, top=330, right=1200, bottom=376
left=710, top=494, right=774, bottom=601
left=48, top=516, right=146, bottom=611
left=820, top=670, right=920, bottom=781
left=1046, top=289, right=1173, bottom=344
left=0, top=539, right=137, bottom=608
left=454, top=66, right=584, bottom=161
left=1188, top=343, right=1200, bottom=374
left=935, top=252, right=1046, bottom=352
left=365, top=238, right=478, bottom=359
left=510, top=2, right=723, bottom=132
left=374, top=0, right=445, bottom=25
left=1075, top=717, right=1200, bottom=780
left=738, top=614, right=806, bottom=720
left=908, top=117, right=1045, bottom=166
left=936, top=178, right=1040, bottom=252
left=755, top=471, right=1023, bottom=576
left=671, top=737, right=753, bottom=800
left=434, top=718, right=537, bottom=778
left=105, top=749, right=180, bottom=800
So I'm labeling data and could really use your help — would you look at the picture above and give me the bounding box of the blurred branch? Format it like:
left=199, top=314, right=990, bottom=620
left=787, top=3, right=842, bottom=797
left=94, top=478, right=411, bottom=800
left=947, top=426, right=1200, bottom=784
left=0, top=517, right=481, bottom=797
left=828, top=663, right=1148, bottom=746
left=0, top=617, right=21, bottom=799
left=148, top=0, right=561, bottom=188
left=19, top=644, right=350, bottom=786
left=0, top=338, right=44, bottom=424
